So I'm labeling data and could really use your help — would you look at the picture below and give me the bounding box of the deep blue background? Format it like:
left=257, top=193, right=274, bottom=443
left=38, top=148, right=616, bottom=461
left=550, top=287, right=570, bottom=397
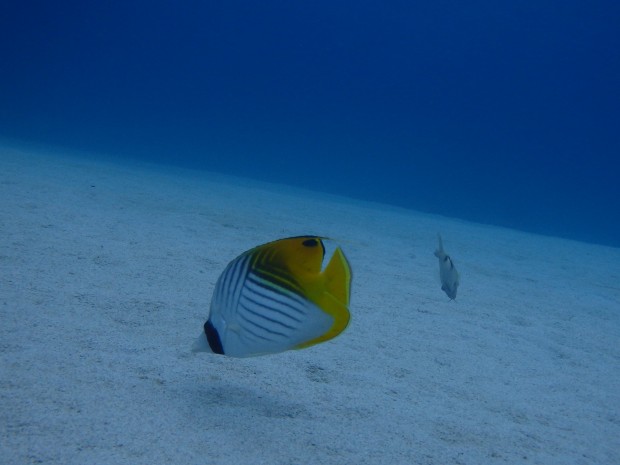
left=1, top=1, right=619, bottom=247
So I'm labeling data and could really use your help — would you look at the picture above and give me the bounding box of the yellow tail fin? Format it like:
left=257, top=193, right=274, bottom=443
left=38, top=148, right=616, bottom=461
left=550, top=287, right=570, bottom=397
left=323, top=247, right=351, bottom=306
left=296, top=247, right=352, bottom=349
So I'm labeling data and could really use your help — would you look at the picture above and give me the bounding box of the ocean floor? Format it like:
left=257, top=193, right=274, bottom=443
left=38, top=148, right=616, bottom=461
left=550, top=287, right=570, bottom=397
left=1, top=146, right=619, bottom=465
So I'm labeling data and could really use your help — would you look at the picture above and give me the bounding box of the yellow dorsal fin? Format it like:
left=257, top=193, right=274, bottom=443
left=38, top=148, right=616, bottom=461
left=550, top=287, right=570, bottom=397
left=252, top=236, right=324, bottom=277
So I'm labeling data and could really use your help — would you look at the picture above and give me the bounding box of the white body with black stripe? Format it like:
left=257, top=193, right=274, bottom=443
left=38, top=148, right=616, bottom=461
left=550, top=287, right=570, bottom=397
left=196, top=253, right=333, bottom=357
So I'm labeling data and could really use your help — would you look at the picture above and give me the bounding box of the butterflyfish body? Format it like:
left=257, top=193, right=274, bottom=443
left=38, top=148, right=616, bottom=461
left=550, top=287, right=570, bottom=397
left=434, top=234, right=459, bottom=300
left=193, top=236, right=352, bottom=357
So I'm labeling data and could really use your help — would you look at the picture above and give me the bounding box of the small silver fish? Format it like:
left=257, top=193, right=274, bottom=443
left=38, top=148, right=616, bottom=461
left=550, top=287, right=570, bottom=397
left=434, top=234, right=459, bottom=300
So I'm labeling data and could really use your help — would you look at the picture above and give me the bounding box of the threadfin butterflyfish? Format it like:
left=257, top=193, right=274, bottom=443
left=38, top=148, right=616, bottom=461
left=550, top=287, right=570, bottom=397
left=192, top=236, right=352, bottom=357
left=434, top=233, right=459, bottom=300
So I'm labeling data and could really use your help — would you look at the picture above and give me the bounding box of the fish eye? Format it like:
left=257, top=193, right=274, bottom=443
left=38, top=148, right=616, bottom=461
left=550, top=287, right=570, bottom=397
left=302, top=238, right=319, bottom=247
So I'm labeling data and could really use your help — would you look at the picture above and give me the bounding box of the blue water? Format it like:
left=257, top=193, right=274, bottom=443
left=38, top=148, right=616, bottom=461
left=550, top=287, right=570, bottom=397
left=2, top=1, right=619, bottom=247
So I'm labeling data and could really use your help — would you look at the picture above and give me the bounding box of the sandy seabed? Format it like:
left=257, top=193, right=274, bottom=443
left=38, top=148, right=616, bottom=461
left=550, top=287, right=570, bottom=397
left=1, top=146, right=619, bottom=465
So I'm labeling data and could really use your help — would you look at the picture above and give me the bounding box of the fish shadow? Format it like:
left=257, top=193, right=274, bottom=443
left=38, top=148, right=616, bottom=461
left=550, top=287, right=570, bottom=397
left=185, top=381, right=312, bottom=424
